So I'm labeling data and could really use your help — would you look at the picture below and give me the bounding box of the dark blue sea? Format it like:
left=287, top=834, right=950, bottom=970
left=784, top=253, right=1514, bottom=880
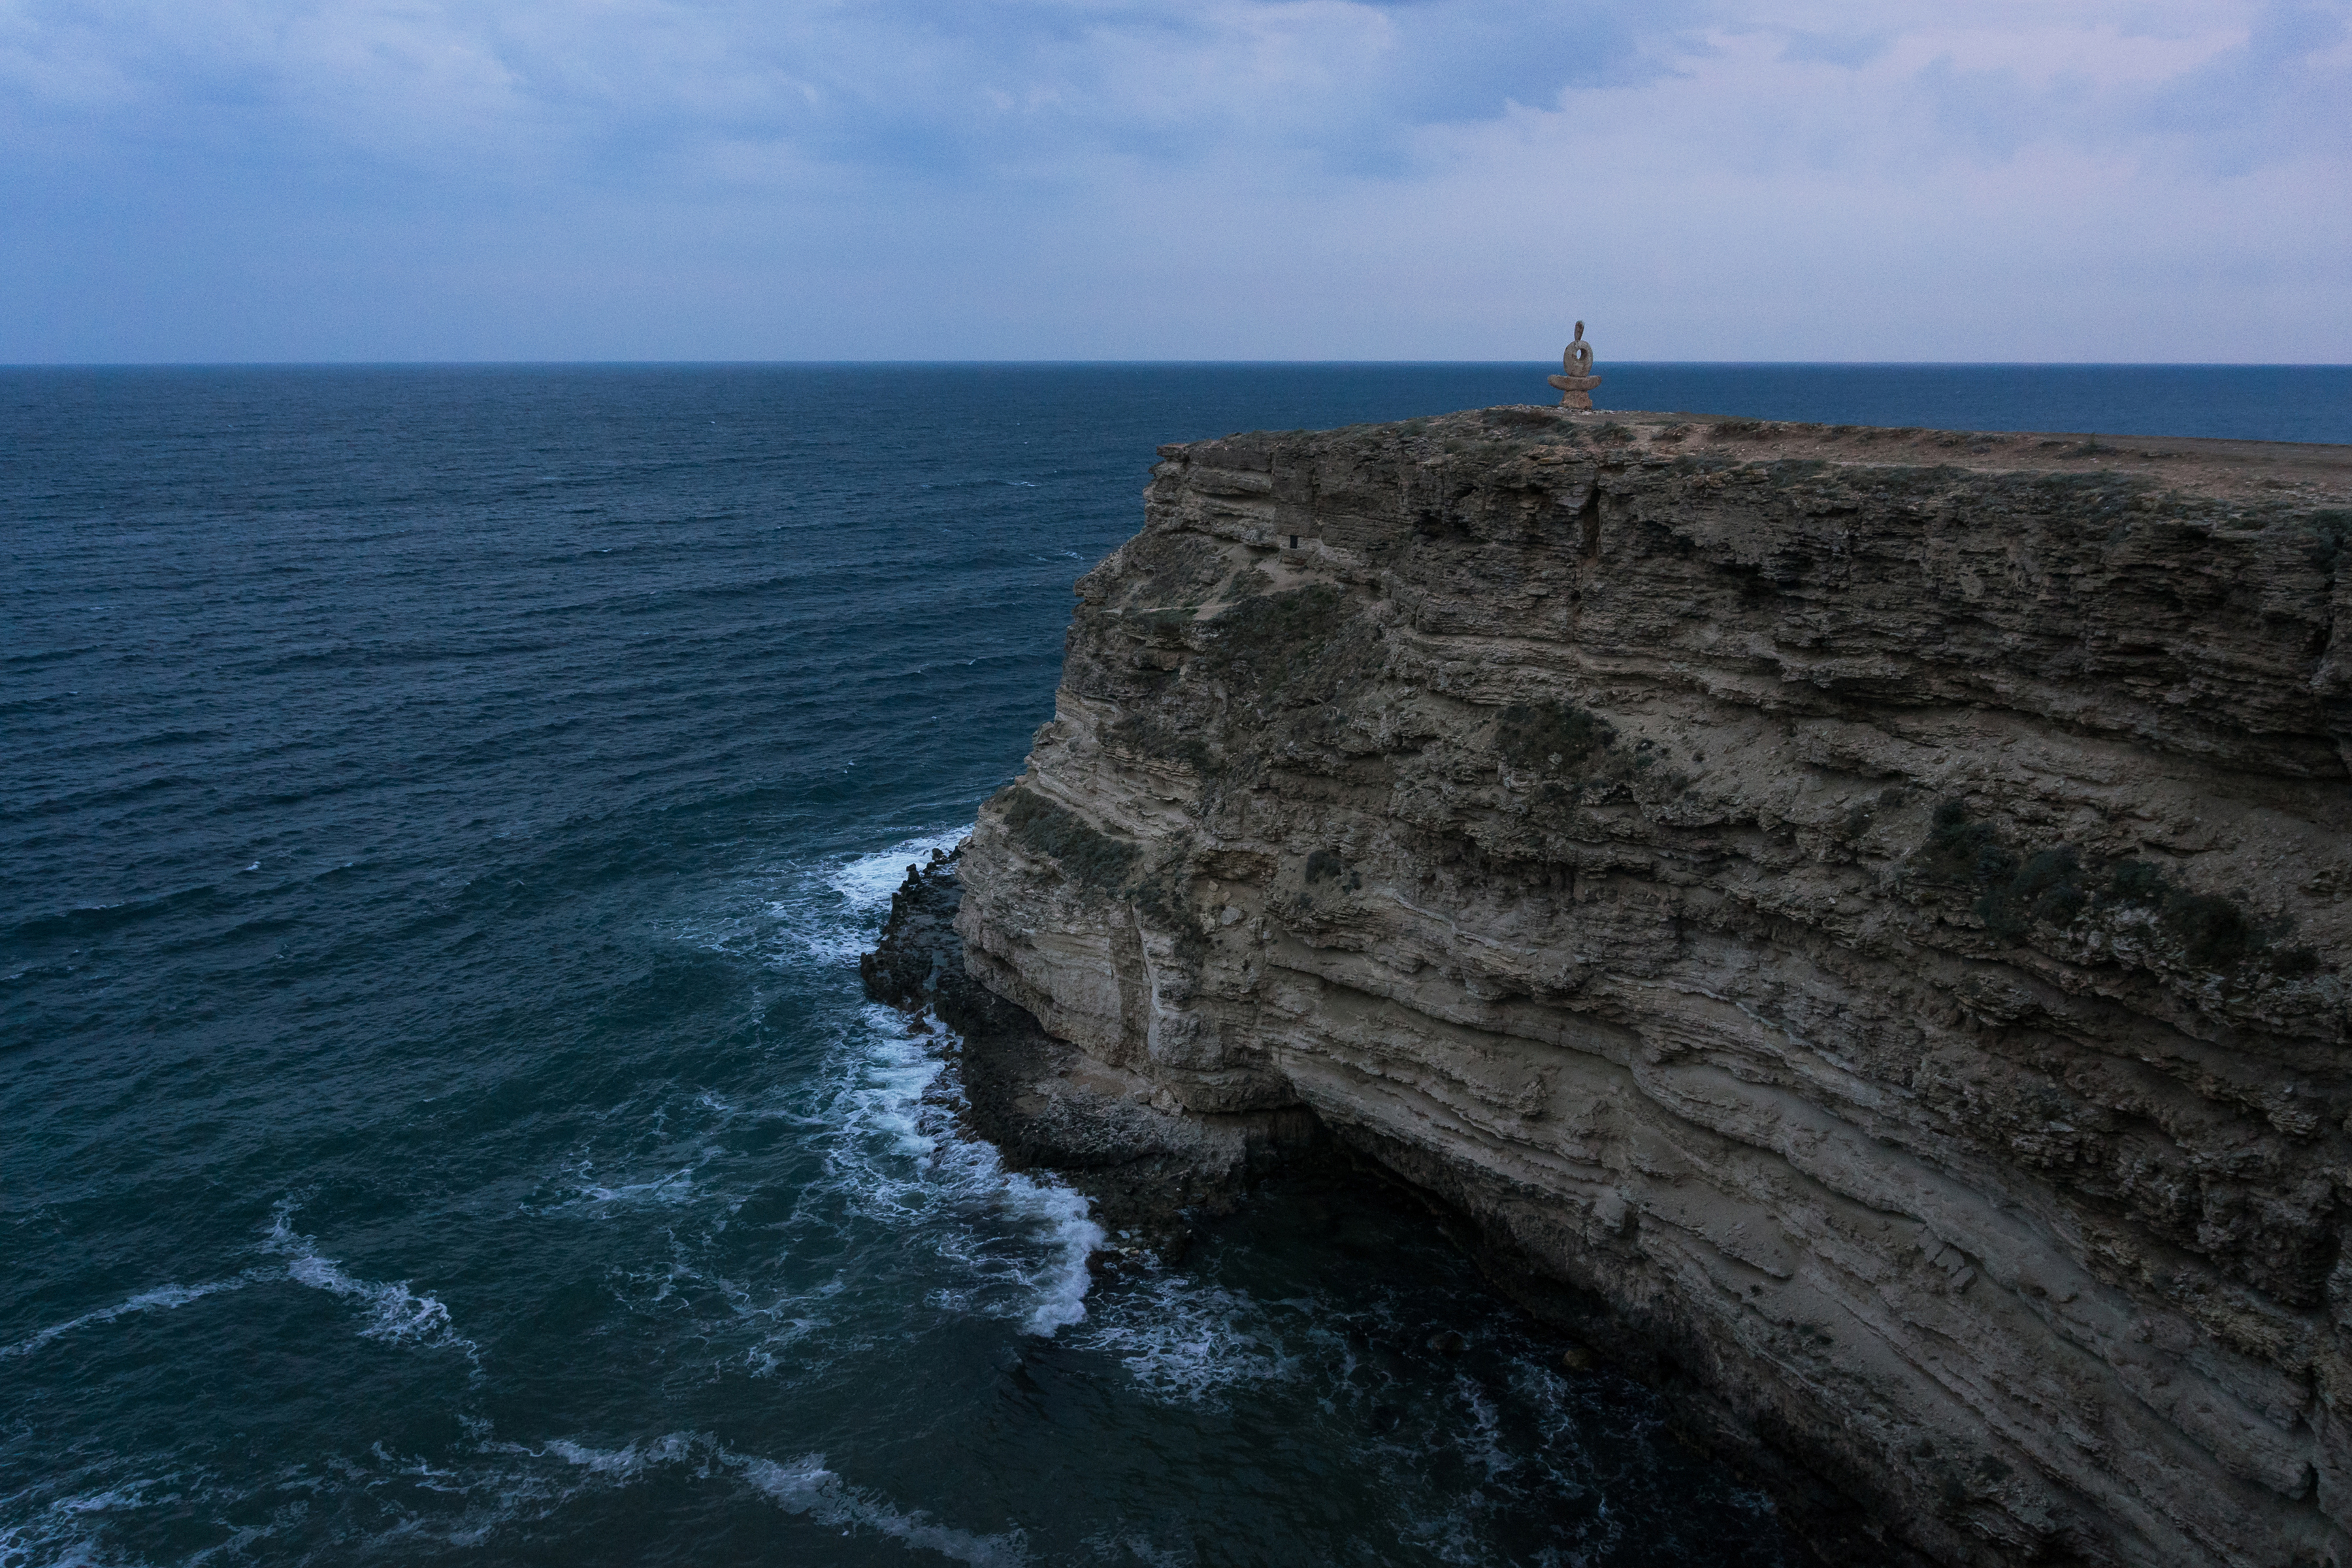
left=6, top=363, right=2347, bottom=1568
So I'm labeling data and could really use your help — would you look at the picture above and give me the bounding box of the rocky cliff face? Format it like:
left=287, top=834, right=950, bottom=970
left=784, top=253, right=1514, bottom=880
left=949, top=407, right=2352, bottom=1567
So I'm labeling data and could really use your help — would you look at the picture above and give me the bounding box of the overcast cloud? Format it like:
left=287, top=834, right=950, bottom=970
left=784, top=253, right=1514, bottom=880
left=3, top=0, right=2346, bottom=361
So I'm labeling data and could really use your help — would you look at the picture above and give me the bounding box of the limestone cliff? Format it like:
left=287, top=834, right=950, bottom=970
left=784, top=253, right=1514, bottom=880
left=948, top=407, right=2352, bottom=1566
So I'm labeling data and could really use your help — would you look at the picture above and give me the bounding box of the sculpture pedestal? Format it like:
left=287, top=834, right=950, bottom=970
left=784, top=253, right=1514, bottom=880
left=1548, top=373, right=1601, bottom=412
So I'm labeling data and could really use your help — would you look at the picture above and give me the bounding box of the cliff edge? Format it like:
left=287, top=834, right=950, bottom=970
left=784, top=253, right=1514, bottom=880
left=947, top=406, right=2352, bottom=1565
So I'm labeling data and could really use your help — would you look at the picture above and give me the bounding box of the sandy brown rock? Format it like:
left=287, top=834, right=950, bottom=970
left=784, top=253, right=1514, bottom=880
left=864, top=849, right=1317, bottom=1258
left=951, top=406, right=2352, bottom=1567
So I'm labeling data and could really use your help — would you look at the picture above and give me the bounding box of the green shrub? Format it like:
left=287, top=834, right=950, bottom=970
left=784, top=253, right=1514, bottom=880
left=2105, top=860, right=2168, bottom=907
left=2104, top=859, right=2275, bottom=970
left=998, top=786, right=1138, bottom=890
left=1495, top=701, right=1615, bottom=773
left=2012, top=847, right=2090, bottom=926
left=1914, top=801, right=2012, bottom=885
left=1200, top=585, right=1350, bottom=700
left=2169, top=892, right=2257, bottom=970
left=1912, top=814, right=2322, bottom=977
left=1916, top=804, right=2087, bottom=944
left=1108, top=711, right=1213, bottom=770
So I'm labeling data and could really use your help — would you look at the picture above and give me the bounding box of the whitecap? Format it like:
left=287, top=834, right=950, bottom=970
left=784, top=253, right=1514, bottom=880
left=818, top=1005, right=1104, bottom=1336
left=576, top=1166, right=698, bottom=1207
left=512, top=1433, right=1027, bottom=1565
left=823, top=828, right=970, bottom=916
left=539, top=1433, right=698, bottom=1479
left=676, top=825, right=968, bottom=970
left=725, top=1448, right=1030, bottom=1565
left=1, top=1273, right=265, bottom=1360
left=0, top=1470, right=199, bottom=1568
left=1075, top=1275, right=1298, bottom=1403
left=265, top=1205, right=480, bottom=1362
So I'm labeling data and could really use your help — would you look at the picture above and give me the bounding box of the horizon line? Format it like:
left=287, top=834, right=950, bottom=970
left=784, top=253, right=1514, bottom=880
left=7, top=358, right=2352, bottom=372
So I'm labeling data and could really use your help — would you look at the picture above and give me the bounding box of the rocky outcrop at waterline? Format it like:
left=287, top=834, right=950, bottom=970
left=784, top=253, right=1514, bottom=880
left=877, top=407, right=2352, bottom=1567
left=862, top=849, right=1318, bottom=1260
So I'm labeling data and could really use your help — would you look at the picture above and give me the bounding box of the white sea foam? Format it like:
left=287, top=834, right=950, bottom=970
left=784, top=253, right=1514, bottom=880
left=0, top=1469, right=200, bottom=1568
left=512, top=1433, right=1027, bottom=1565
left=1004, top=1175, right=1102, bottom=1337
left=1, top=1273, right=263, bottom=1360
left=821, top=1004, right=1103, bottom=1335
left=1074, top=1275, right=1297, bottom=1402
left=265, top=1205, right=480, bottom=1363
left=678, top=826, right=969, bottom=969
left=576, top=1166, right=698, bottom=1207
left=661, top=825, right=1103, bottom=1340
left=824, top=828, right=970, bottom=916
left=1450, top=1371, right=1512, bottom=1483
left=539, top=1433, right=699, bottom=1478
left=726, top=1448, right=1029, bottom=1565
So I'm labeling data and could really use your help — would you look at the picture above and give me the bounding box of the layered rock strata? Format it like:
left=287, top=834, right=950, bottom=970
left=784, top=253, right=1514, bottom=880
left=948, top=408, right=2352, bottom=1567
left=863, top=849, right=1317, bottom=1256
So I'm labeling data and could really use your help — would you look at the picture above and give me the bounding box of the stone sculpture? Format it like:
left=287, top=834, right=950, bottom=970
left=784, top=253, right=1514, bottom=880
left=1548, top=321, right=1601, bottom=410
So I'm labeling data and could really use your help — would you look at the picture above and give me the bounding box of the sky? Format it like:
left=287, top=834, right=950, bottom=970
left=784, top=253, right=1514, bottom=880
left=3, top=0, right=2348, bottom=363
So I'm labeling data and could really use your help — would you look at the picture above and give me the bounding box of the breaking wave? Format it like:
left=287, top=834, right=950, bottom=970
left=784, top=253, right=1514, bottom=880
left=1, top=1275, right=265, bottom=1362
left=674, top=827, right=1105, bottom=1338
left=265, top=1204, right=482, bottom=1363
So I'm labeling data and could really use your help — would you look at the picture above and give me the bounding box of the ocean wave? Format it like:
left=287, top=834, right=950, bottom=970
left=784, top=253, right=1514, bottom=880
left=0, top=1430, right=1027, bottom=1567
left=674, top=826, right=968, bottom=970
left=0, top=1470, right=193, bottom=1568
left=1073, top=1275, right=1298, bottom=1403
left=6, top=881, right=219, bottom=943
left=729, top=1448, right=1028, bottom=1565
left=0, top=1273, right=267, bottom=1361
left=0, top=1223, right=485, bottom=1375
left=578, top=1170, right=697, bottom=1206
left=802, top=830, right=1102, bottom=1336
left=536, top=1432, right=699, bottom=1480
left=265, top=1205, right=481, bottom=1364
left=3, top=1430, right=1023, bottom=1568
left=914, top=477, right=1041, bottom=493
left=819, top=1005, right=1102, bottom=1337
left=607, top=826, right=1102, bottom=1347
left=512, top=1433, right=1028, bottom=1565
left=823, top=828, right=970, bottom=917
left=1078, top=1530, right=1193, bottom=1568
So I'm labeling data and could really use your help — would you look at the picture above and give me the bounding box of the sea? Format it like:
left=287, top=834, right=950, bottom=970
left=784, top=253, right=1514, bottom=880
left=7, top=363, right=2348, bottom=1568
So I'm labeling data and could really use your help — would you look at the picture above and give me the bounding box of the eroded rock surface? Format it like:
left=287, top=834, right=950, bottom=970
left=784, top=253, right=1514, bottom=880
left=949, top=407, right=2352, bottom=1567
left=864, top=849, right=1316, bottom=1258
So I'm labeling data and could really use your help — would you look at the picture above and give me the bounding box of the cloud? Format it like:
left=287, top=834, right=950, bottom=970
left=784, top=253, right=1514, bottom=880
left=3, top=0, right=1707, bottom=180
left=0, top=0, right=2345, bottom=359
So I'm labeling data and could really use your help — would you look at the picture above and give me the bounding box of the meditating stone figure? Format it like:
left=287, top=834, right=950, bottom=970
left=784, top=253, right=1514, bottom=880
left=1548, top=322, right=1601, bottom=411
